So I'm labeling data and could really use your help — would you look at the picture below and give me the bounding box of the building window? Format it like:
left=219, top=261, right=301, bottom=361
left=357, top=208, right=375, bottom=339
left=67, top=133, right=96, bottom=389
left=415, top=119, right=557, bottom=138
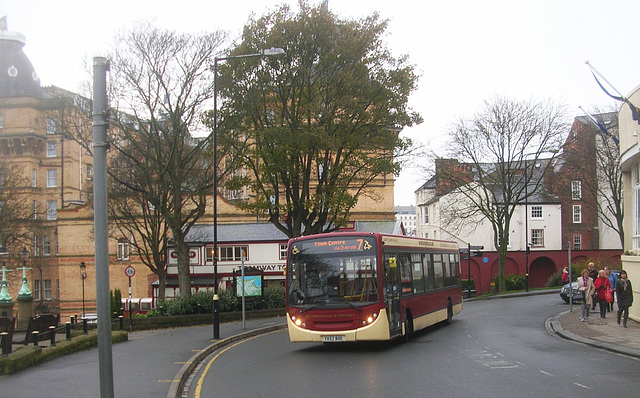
left=573, top=235, right=582, bottom=250
left=117, top=239, right=130, bottom=260
left=424, top=207, right=429, bottom=224
left=32, top=169, right=37, bottom=187
left=206, top=247, right=214, bottom=262
left=46, top=200, right=57, bottom=220
left=530, top=206, right=543, bottom=219
left=33, top=236, right=40, bottom=256
left=46, top=169, right=57, bottom=187
left=43, top=235, right=51, bottom=256
left=46, top=118, right=57, bottom=134
left=43, top=279, right=52, bottom=300
left=531, top=229, right=544, bottom=246
left=46, top=141, right=57, bottom=157
left=0, top=112, right=3, bottom=128
left=34, top=280, right=41, bottom=301
left=86, top=164, right=93, bottom=180
left=280, top=244, right=287, bottom=260
left=571, top=181, right=582, bottom=200
left=219, top=246, right=248, bottom=261
left=573, top=205, right=582, bottom=223
left=32, top=200, right=37, bottom=219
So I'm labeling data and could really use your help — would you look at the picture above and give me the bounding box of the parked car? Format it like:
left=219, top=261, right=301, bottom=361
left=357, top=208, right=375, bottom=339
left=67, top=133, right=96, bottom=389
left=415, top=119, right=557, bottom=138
left=559, top=282, right=583, bottom=303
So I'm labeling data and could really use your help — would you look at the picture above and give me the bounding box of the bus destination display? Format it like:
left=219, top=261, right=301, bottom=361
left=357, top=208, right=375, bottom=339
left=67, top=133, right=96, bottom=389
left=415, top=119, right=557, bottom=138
left=291, top=237, right=375, bottom=255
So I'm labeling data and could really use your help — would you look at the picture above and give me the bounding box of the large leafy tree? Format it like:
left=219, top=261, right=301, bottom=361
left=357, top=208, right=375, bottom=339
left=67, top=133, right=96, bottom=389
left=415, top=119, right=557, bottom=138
left=108, top=23, right=226, bottom=297
left=442, top=97, right=568, bottom=292
left=213, top=2, right=421, bottom=238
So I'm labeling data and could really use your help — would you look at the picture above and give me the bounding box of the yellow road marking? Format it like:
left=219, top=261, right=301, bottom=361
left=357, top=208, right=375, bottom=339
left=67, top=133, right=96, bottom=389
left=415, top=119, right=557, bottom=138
left=194, top=332, right=278, bottom=398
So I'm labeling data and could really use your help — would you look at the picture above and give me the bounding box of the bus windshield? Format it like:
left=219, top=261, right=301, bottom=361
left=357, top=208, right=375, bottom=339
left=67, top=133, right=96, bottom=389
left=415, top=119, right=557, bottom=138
left=287, top=236, right=379, bottom=308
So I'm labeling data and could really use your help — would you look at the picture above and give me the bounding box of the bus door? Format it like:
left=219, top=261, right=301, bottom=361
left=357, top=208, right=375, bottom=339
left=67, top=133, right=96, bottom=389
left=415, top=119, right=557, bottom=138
left=384, top=254, right=402, bottom=337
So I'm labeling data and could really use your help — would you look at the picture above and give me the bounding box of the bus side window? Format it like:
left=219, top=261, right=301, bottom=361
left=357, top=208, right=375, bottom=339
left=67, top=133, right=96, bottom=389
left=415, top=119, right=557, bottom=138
left=433, top=254, right=444, bottom=289
left=411, top=253, right=424, bottom=293
left=399, top=253, right=412, bottom=295
left=423, top=254, right=435, bottom=291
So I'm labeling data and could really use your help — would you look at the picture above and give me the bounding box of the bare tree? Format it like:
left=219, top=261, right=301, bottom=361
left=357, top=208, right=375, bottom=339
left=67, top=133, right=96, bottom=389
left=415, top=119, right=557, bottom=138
left=107, top=23, right=227, bottom=298
left=558, top=111, right=623, bottom=248
left=442, top=97, right=568, bottom=292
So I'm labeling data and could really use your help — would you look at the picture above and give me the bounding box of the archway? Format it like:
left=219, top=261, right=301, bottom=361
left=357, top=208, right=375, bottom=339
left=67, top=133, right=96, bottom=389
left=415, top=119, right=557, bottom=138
left=529, top=257, right=557, bottom=288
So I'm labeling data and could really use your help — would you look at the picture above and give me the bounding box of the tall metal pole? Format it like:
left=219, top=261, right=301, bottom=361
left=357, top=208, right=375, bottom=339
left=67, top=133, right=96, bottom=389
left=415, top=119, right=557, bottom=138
left=467, top=243, right=471, bottom=299
left=92, top=56, right=114, bottom=398
left=211, top=48, right=285, bottom=340
left=212, top=58, right=220, bottom=340
left=524, top=158, right=529, bottom=292
left=568, top=241, right=573, bottom=312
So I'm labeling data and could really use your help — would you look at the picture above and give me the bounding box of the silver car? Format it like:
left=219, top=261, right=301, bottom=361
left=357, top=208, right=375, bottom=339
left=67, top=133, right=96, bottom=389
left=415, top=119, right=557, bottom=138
left=559, top=282, right=583, bottom=303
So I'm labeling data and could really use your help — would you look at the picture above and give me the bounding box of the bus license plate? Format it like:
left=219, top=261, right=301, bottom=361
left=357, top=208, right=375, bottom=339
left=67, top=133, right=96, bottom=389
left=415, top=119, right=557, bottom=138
left=322, top=335, right=345, bottom=343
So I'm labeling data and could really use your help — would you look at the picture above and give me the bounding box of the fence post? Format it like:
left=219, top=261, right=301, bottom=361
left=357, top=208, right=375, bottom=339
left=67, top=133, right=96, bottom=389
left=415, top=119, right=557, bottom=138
left=66, top=322, right=72, bottom=340
left=82, top=318, right=88, bottom=335
left=0, top=331, right=8, bottom=356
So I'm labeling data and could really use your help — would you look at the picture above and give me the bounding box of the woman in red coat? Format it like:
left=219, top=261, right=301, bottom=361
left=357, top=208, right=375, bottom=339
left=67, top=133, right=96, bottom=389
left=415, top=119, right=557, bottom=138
left=594, top=270, right=611, bottom=319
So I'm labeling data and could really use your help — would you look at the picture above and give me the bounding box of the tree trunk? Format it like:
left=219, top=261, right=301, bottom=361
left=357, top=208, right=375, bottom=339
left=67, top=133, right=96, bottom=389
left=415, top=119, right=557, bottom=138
left=175, top=239, right=191, bottom=298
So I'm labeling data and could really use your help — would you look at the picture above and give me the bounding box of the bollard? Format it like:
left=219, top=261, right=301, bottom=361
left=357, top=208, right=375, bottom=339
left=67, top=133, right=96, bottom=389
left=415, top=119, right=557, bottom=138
left=32, top=331, right=39, bottom=346
left=49, top=325, right=56, bottom=346
left=1, top=331, right=8, bottom=356
left=82, top=318, right=88, bottom=335
left=74, top=314, right=78, bottom=324
left=118, top=315, right=124, bottom=331
left=70, top=316, right=75, bottom=325
left=66, top=322, right=72, bottom=341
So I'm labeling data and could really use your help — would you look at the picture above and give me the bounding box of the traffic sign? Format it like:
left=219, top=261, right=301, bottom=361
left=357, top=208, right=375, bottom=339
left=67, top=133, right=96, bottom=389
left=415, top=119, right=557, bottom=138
left=124, top=266, right=136, bottom=278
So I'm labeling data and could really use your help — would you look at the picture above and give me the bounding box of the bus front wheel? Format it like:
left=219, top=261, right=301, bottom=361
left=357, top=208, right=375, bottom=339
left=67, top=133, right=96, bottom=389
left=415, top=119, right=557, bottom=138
left=404, top=311, right=413, bottom=342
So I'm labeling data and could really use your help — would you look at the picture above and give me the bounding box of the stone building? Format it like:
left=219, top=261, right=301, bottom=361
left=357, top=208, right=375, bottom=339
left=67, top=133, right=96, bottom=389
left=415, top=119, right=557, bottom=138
left=0, top=24, right=397, bottom=320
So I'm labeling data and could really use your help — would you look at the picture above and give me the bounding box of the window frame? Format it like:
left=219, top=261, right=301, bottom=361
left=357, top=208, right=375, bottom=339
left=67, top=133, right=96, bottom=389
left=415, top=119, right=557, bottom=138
left=573, top=205, right=582, bottom=224
left=571, top=180, right=582, bottom=200
left=46, top=200, right=57, bottom=220
left=530, top=205, right=543, bottom=219
left=46, top=169, right=57, bottom=188
left=530, top=229, right=544, bottom=247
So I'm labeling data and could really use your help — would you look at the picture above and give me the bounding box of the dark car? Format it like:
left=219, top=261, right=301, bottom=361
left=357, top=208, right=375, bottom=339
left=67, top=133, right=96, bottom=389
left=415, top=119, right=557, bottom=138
left=559, top=282, right=583, bottom=303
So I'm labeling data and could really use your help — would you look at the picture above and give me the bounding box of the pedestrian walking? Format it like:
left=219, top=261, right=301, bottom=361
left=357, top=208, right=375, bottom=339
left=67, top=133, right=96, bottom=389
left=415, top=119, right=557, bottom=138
left=562, top=267, right=569, bottom=284
left=577, top=269, right=595, bottom=322
left=605, top=266, right=618, bottom=312
left=616, top=270, right=634, bottom=328
left=594, top=270, right=611, bottom=318
left=587, top=262, right=598, bottom=310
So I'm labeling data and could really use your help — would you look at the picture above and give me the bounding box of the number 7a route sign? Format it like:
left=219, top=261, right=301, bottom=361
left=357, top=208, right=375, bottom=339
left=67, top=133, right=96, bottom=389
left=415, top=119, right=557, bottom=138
left=125, top=266, right=136, bottom=278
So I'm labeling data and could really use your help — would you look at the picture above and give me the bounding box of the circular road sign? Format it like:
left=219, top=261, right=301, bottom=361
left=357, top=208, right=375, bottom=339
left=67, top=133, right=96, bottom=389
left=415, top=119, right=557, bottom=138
left=124, top=266, right=136, bottom=278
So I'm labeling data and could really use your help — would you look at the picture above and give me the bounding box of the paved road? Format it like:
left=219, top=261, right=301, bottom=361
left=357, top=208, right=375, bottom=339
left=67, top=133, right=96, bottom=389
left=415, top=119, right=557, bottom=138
left=2, top=292, right=639, bottom=398
left=188, top=295, right=640, bottom=398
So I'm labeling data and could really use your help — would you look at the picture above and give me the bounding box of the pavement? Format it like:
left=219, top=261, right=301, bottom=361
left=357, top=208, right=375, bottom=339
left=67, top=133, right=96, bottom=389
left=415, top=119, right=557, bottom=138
left=548, top=305, right=640, bottom=358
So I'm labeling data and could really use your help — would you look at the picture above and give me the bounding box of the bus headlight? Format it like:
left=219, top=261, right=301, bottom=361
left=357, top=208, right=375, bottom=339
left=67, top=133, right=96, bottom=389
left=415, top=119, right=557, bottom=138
left=291, top=315, right=303, bottom=327
left=366, top=312, right=378, bottom=324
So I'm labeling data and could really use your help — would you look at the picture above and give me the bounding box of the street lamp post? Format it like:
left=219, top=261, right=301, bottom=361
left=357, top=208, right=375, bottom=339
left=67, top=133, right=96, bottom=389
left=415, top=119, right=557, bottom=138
left=212, top=47, right=285, bottom=339
left=524, top=158, right=529, bottom=292
left=80, top=262, right=86, bottom=318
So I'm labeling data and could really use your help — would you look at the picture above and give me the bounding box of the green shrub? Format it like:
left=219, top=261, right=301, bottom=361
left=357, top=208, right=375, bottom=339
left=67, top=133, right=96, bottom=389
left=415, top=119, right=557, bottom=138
left=493, top=273, right=525, bottom=291
left=264, top=283, right=285, bottom=309
left=110, top=289, right=122, bottom=316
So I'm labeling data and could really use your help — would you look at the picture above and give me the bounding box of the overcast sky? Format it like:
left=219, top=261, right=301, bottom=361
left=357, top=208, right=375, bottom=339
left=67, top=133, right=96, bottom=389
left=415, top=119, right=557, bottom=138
left=4, top=0, right=640, bottom=206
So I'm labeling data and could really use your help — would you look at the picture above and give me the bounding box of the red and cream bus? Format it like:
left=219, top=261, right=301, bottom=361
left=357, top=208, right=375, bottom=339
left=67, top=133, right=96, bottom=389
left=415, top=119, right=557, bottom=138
left=286, top=232, right=463, bottom=343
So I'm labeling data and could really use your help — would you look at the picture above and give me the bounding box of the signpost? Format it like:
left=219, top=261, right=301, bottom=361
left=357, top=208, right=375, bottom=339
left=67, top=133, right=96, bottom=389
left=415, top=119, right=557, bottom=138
left=460, top=244, right=483, bottom=299
left=124, top=266, right=135, bottom=329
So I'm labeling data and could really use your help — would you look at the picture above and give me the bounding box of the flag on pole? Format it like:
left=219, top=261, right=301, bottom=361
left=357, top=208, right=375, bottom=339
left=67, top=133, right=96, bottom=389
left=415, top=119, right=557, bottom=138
left=586, top=61, right=640, bottom=124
